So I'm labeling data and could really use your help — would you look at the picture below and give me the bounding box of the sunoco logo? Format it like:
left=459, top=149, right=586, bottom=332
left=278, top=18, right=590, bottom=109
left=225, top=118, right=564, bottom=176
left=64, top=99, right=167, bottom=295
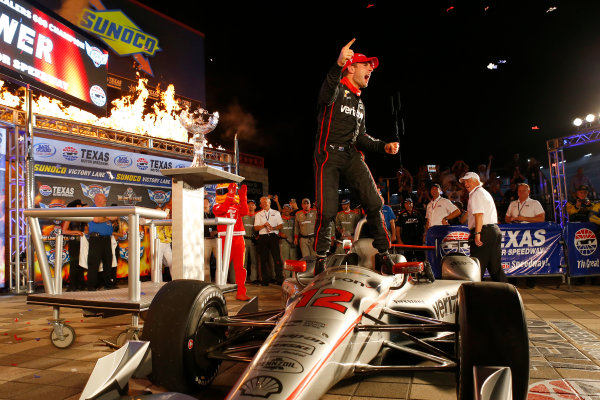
left=137, top=158, right=149, bottom=170
left=114, top=154, right=132, bottom=168
left=574, top=228, right=597, bottom=256
left=39, top=185, right=52, bottom=196
left=62, top=146, right=78, bottom=161
left=34, top=143, right=56, bottom=157
left=256, top=356, right=304, bottom=374
left=441, top=231, right=471, bottom=256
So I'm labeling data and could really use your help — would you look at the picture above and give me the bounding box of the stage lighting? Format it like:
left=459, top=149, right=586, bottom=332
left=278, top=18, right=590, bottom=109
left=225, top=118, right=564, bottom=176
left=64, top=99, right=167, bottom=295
left=586, top=114, right=595, bottom=122
left=573, top=118, right=583, bottom=126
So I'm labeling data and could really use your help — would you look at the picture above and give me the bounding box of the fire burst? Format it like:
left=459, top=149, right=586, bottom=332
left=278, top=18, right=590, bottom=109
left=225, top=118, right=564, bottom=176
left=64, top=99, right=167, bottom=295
left=0, top=79, right=224, bottom=149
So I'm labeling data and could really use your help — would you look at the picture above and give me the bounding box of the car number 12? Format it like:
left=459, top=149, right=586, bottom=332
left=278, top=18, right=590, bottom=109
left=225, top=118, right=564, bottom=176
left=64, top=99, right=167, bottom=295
left=295, top=288, right=355, bottom=314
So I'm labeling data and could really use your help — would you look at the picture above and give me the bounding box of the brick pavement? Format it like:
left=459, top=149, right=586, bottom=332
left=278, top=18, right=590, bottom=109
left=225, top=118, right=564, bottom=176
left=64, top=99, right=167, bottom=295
left=0, top=278, right=599, bottom=399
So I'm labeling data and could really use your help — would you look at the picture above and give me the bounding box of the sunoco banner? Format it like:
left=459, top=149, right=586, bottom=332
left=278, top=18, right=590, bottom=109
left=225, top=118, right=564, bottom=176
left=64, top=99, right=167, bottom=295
left=426, top=222, right=564, bottom=277
left=564, top=222, right=600, bottom=277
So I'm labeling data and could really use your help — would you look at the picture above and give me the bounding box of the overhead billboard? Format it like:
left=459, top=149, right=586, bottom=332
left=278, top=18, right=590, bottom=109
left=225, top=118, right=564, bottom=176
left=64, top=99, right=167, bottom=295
left=0, top=0, right=109, bottom=113
left=48, top=0, right=206, bottom=105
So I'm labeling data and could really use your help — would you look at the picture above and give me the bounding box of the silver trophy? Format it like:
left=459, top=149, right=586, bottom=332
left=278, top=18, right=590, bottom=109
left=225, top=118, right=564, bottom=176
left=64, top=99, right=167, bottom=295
left=179, top=108, right=219, bottom=167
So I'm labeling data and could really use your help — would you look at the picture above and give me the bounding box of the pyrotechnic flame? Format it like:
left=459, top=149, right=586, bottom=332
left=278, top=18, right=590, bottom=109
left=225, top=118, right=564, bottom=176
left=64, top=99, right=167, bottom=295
left=0, top=79, right=225, bottom=149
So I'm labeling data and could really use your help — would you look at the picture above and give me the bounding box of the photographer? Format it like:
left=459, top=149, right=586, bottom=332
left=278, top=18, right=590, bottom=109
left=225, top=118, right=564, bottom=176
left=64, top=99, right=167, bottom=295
left=566, top=185, right=595, bottom=222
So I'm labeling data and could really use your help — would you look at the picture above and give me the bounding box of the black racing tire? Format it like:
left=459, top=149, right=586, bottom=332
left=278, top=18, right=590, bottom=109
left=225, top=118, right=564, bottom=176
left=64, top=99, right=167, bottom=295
left=456, top=282, right=529, bottom=400
left=141, top=280, right=227, bottom=393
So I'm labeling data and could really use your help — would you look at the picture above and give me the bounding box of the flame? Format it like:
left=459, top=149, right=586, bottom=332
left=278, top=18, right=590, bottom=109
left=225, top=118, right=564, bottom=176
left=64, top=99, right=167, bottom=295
left=0, top=79, right=225, bottom=149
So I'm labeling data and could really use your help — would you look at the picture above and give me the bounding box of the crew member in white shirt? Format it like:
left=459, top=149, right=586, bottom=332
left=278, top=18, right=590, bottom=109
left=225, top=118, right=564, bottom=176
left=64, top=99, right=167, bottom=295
left=460, top=172, right=507, bottom=282
left=424, top=184, right=461, bottom=233
left=254, top=196, right=284, bottom=286
left=505, top=183, right=545, bottom=223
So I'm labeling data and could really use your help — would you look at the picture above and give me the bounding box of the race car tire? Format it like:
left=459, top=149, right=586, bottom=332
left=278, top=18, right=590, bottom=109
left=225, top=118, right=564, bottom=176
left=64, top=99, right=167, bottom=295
left=456, top=282, right=529, bottom=400
left=141, top=280, right=227, bottom=393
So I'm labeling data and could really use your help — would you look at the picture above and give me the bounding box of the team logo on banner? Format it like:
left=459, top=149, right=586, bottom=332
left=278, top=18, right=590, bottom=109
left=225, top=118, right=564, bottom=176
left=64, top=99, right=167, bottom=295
left=39, top=185, right=52, bottom=196
left=85, top=42, right=109, bottom=67
left=81, top=183, right=111, bottom=200
left=34, top=143, right=56, bottom=157
left=114, top=154, right=133, bottom=168
left=46, top=248, right=70, bottom=266
left=89, top=85, right=107, bottom=107
left=137, top=157, right=149, bottom=170
left=62, top=146, right=78, bottom=161
left=118, top=187, right=142, bottom=205
left=148, top=189, right=171, bottom=207
left=574, top=228, right=597, bottom=256
left=441, top=231, right=470, bottom=256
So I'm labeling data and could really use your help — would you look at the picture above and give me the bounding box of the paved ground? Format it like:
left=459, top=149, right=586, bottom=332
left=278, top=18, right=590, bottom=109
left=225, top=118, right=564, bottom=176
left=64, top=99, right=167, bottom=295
left=1, top=278, right=600, bottom=399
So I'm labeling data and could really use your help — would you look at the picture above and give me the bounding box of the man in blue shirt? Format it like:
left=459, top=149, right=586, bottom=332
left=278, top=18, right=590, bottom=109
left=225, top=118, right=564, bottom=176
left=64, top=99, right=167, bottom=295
left=381, top=198, right=397, bottom=244
left=87, top=193, right=117, bottom=290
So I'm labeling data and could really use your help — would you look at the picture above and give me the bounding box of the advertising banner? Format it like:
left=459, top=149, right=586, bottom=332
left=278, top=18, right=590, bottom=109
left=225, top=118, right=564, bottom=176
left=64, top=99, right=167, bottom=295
left=0, top=0, right=108, bottom=112
left=50, top=0, right=206, bottom=104
left=0, top=128, right=5, bottom=288
left=426, top=222, right=564, bottom=277
left=564, top=222, right=600, bottom=277
left=32, top=135, right=181, bottom=282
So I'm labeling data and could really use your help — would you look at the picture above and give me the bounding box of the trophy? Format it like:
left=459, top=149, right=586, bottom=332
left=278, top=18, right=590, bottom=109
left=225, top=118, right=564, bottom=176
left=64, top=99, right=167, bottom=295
left=179, top=108, right=219, bottom=167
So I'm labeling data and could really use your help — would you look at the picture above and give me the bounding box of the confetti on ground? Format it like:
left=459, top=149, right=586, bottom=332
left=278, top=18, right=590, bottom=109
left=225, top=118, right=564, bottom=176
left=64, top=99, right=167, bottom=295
left=14, top=334, right=23, bottom=341
left=11, top=363, right=17, bottom=366
left=33, top=375, right=41, bottom=378
left=26, top=322, right=30, bottom=324
left=71, top=368, right=78, bottom=372
left=35, top=338, right=40, bottom=341
left=14, top=318, right=18, bottom=322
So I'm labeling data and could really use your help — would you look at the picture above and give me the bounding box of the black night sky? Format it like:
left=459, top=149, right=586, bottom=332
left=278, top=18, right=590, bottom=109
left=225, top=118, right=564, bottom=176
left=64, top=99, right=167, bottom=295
left=145, top=0, right=600, bottom=202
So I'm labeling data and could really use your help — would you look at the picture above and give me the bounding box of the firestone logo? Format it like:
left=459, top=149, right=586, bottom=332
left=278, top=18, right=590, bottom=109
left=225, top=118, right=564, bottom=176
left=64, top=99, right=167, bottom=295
left=574, top=228, right=597, bottom=256
left=62, top=146, right=78, bottom=161
left=441, top=231, right=471, bottom=256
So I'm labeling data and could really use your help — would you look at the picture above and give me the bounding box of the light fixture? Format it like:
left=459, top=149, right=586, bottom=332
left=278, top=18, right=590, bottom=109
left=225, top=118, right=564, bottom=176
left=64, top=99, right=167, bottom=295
left=586, top=114, right=595, bottom=122
left=573, top=118, right=583, bottom=126
left=584, top=153, right=592, bottom=157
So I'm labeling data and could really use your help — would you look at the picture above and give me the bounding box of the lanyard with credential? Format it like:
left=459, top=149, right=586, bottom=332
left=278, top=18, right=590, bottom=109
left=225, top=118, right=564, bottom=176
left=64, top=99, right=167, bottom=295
left=517, top=199, right=527, bottom=216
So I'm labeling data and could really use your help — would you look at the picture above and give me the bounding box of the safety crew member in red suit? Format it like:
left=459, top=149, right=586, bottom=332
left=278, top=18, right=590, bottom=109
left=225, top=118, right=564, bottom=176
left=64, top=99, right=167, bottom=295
left=212, top=183, right=250, bottom=301
left=314, top=38, right=399, bottom=275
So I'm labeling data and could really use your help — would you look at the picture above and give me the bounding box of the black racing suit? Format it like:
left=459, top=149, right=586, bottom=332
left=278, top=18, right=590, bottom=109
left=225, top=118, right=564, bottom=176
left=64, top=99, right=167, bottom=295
left=314, top=64, right=391, bottom=255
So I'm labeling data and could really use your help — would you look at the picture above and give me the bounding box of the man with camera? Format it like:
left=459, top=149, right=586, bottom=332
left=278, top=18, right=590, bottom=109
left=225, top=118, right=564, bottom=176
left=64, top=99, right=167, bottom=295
left=567, top=185, right=595, bottom=222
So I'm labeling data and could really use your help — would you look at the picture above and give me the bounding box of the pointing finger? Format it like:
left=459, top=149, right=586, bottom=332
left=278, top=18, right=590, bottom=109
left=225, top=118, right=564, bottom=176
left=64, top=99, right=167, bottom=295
left=343, top=38, right=356, bottom=50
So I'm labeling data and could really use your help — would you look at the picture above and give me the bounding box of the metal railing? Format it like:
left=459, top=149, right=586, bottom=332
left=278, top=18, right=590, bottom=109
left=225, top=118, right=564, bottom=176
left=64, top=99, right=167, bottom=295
left=24, top=207, right=167, bottom=302
left=142, top=217, right=236, bottom=286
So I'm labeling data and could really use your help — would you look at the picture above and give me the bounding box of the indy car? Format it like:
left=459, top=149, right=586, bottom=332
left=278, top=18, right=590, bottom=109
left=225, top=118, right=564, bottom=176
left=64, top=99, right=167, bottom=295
left=79, top=223, right=529, bottom=400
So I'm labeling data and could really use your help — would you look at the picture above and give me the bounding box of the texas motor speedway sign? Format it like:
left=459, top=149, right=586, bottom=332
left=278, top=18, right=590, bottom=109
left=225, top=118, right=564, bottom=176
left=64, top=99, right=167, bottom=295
left=426, top=222, right=564, bottom=277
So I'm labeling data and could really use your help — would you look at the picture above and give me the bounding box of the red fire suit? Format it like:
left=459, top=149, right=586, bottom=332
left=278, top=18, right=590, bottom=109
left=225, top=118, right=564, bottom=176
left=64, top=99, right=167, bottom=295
left=212, top=183, right=249, bottom=298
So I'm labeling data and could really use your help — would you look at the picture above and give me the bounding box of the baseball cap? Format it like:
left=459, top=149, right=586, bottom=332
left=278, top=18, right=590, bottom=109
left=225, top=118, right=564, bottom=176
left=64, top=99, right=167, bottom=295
left=459, top=172, right=481, bottom=183
left=404, top=197, right=413, bottom=203
left=283, top=203, right=292, bottom=209
left=578, top=185, right=589, bottom=191
left=247, top=199, right=256, bottom=204
left=431, top=183, right=442, bottom=190
left=340, top=199, right=350, bottom=205
left=67, top=199, right=86, bottom=207
left=343, top=53, right=379, bottom=72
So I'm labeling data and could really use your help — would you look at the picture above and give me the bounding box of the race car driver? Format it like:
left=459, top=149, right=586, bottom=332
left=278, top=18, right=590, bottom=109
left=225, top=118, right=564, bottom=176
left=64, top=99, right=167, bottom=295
left=314, top=38, right=399, bottom=275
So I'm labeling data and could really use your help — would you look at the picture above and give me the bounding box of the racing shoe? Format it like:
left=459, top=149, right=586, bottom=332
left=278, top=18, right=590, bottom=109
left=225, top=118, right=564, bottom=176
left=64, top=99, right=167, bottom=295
left=236, top=294, right=250, bottom=301
left=376, top=251, right=395, bottom=275
left=314, top=255, right=327, bottom=276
